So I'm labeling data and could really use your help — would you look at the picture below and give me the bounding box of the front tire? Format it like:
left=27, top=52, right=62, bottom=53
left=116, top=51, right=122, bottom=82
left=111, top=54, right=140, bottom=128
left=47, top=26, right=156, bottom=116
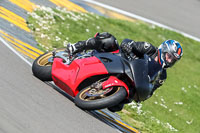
left=32, top=48, right=65, bottom=81
left=74, top=86, right=127, bottom=110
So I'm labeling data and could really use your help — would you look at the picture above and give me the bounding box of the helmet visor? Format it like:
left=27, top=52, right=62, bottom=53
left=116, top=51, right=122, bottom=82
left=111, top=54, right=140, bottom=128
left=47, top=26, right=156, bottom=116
left=164, top=52, right=178, bottom=68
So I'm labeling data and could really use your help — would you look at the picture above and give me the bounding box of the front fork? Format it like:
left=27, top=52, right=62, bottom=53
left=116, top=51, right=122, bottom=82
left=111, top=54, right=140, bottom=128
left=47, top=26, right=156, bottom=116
left=51, top=50, right=72, bottom=64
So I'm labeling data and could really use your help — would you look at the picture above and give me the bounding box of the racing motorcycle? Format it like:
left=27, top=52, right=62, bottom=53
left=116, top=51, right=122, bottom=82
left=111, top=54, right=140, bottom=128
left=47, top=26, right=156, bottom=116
left=32, top=48, right=153, bottom=110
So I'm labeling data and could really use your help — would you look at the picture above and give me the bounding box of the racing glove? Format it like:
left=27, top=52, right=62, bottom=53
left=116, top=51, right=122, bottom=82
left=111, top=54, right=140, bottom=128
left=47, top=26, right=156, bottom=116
left=120, top=39, right=134, bottom=54
left=66, top=43, right=77, bottom=55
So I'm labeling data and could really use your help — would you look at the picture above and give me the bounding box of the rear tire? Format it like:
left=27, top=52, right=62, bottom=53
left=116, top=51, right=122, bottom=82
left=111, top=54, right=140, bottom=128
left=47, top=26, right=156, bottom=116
left=32, top=48, right=65, bottom=81
left=75, top=86, right=127, bottom=110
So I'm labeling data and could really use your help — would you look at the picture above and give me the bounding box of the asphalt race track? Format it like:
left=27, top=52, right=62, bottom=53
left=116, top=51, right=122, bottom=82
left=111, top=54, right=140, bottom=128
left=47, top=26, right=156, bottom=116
left=93, top=0, right=200, bottom=39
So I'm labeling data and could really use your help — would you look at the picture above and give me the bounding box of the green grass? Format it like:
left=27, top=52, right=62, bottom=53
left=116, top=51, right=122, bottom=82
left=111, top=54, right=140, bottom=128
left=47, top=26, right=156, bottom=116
left=27, top=6, right=200, bottom=133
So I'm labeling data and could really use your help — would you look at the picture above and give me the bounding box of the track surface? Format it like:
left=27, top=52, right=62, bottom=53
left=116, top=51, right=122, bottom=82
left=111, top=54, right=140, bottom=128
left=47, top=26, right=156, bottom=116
left=94, top=0, right=200, bottom=39
left=0, top=41, right=117, bottom=133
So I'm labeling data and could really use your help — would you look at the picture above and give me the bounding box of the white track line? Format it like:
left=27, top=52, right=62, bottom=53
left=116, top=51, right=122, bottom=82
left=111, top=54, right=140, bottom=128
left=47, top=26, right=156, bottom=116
left=83, top=0, right=200, bottom=42
left=0, top=36, right=32, bottom=66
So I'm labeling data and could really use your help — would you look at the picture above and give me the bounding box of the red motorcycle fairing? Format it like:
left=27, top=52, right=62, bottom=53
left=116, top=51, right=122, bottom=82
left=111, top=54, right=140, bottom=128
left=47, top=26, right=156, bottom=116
left=102, top=76, right=129, bottom=97
left=51, top=57, right=108, bottom=97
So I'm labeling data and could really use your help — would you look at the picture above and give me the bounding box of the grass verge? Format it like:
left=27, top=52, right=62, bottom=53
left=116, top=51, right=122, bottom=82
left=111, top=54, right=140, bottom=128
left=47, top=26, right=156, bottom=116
left=27, top=6, right=200, bottom=133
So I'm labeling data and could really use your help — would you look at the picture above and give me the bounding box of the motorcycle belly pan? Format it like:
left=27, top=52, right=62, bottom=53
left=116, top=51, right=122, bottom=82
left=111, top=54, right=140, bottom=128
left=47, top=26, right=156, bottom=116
left=52, top=57, right=108, bottom=97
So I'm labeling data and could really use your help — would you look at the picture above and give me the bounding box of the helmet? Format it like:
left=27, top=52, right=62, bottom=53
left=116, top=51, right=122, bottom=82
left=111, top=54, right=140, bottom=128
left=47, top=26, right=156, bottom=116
left=158, top=40, right=183, bottom=68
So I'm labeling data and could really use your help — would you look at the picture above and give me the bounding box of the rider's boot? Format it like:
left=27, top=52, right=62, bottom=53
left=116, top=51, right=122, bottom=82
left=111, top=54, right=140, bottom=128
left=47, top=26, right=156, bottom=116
left=66, top=32, right=119, bottom=54
left=107, top=103, right=124, bottom=112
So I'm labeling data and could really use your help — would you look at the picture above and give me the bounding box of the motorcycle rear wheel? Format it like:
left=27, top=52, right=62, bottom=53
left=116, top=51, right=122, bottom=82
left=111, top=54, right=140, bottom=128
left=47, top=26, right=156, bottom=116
left=74, top=86, right=127, bottom=110
left=32, top=48, right=65, bottom=81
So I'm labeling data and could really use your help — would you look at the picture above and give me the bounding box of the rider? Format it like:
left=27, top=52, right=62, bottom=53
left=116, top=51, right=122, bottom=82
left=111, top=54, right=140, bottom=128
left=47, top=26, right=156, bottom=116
left=67, top=32, right=183, bottom=111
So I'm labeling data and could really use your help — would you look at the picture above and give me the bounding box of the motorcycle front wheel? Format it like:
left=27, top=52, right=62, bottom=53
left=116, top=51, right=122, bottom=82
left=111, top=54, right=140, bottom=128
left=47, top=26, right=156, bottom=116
left=32, top=48, right=65, bottom=81
left=74, top=86, right=127, bottom=110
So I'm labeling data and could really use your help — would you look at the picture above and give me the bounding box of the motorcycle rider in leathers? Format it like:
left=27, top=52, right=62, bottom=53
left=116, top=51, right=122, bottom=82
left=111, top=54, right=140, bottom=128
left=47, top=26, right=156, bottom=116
left=66, top=32, right=183, bottom=112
